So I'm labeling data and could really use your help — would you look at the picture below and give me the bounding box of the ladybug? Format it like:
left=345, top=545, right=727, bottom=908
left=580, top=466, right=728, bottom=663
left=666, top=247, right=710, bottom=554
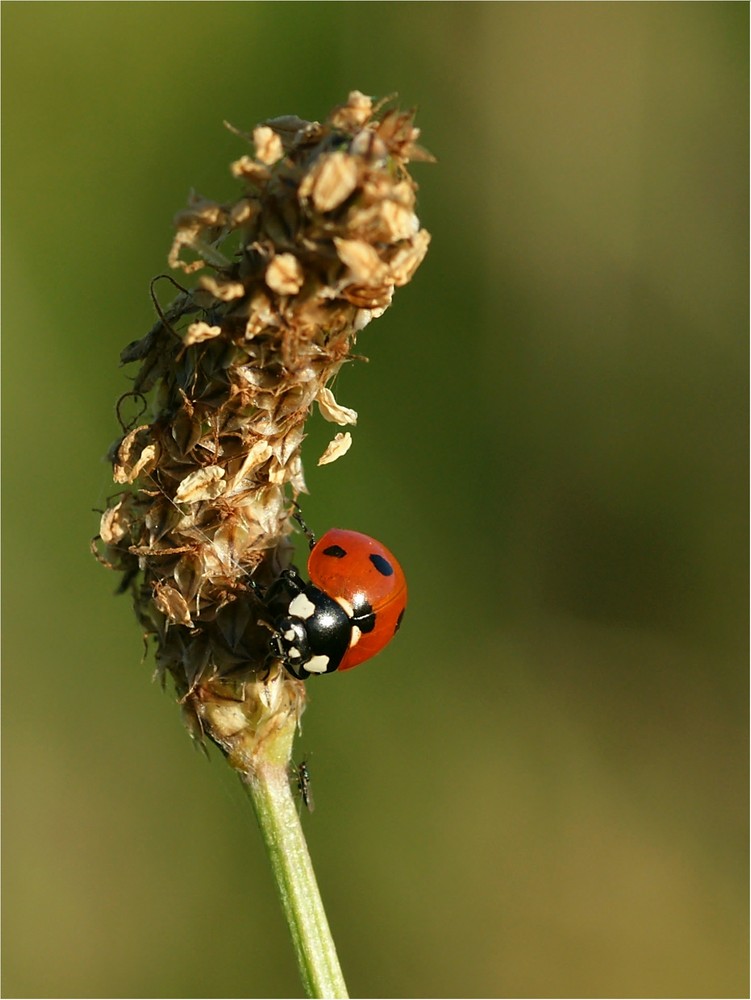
left=267, top=527, right=407, bottom=680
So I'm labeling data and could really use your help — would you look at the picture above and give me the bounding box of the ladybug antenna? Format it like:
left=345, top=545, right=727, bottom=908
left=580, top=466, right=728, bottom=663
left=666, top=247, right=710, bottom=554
left=292, top=501, right=317, bottom=550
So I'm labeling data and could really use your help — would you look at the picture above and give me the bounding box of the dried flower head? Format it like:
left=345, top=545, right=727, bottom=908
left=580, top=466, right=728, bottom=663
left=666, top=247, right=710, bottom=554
left=95, top=91, right=431, bottom=771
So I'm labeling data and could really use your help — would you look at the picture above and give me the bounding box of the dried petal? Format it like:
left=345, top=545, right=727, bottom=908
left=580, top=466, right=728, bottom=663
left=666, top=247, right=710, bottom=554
left=329, top=90, right=374, bottom=130
left=317, top=387, right=357, bottom=426
left=183, top=321, right=223, bottom=348
left=356, top=197, right=418, bottom=243
left=100, top=500, right=130, bottom=545
left=198, top=276, right=246, bottom=301
left=226, top=440, right=273, bottom=491
left=301, top=151, right=359, bottom=212
left=265, top=253, right=304, bottom=295
left=173, top=197, right=228, bottom=229
left=387, top=228, right=431, bottom=285
left=318, top=431, right=353, bottom=465
left=253, top=125, right=284, bottom=166
left=334, top=238, right=388, bottom=285
left=174, top=466, right=226, bottom=503
left=231, top=155, right=271, bottom=183
left=113, top=426, right=158, bottom=484
left=230, top=199, right=258, bottom=226
left=153, top=581, right=193, bottom=626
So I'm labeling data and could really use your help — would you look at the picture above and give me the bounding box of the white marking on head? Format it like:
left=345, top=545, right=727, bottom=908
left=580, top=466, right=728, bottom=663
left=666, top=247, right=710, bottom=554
left=335, top=596, right=354, bottom=618
left=289, top=592, right=316, bottom=620
left=284, top=628, right=296, bottom=641
left=288, top=647, right=302, bottom=660
left=306, top=654, right=330, bottom=674
left=349, top=625, right=362, bottom=648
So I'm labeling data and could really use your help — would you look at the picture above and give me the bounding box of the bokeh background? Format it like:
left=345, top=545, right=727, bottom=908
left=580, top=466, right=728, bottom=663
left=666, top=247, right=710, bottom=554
left=3, top=4, right=747, bottom=998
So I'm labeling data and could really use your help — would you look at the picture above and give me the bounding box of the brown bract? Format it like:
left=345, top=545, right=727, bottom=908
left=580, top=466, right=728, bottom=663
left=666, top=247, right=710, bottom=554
left=95, top=91, right=431, bottom=756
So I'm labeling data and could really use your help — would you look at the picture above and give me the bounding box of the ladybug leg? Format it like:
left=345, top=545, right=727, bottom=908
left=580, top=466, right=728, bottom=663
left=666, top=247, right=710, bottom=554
left=263, top=564, right=304, bottom=603
left=258, top=612, right=300, bottom=678
left=279, top=565, right=306, bottom=592
left=292, top=502, right=317, bottom=550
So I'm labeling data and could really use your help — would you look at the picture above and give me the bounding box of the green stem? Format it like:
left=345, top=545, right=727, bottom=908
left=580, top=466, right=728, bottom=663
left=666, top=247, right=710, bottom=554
left=247, top=761, right=349, bottom=999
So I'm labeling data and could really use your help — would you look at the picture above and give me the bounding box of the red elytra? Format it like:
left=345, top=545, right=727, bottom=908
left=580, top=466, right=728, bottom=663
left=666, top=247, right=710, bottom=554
left=307, top=528, right=407, bottom=671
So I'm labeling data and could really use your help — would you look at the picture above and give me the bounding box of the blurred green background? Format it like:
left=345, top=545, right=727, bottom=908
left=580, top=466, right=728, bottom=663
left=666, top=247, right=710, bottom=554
left=3, top=3, right=747, bottom=997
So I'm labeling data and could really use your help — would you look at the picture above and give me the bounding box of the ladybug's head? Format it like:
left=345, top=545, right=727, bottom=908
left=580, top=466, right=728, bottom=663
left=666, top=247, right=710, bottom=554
left=269, top=584, right=352, bottom=679
left=270, top=614, right=311, bottom=680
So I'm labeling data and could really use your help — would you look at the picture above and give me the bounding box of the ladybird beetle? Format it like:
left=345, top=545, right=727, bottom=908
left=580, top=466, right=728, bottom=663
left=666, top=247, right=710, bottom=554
left=267, top=528, right=407, bottom=680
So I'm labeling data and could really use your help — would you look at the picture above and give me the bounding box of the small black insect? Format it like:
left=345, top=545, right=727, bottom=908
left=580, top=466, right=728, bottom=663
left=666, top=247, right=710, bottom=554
left=294, top=757, right=315, bottom=813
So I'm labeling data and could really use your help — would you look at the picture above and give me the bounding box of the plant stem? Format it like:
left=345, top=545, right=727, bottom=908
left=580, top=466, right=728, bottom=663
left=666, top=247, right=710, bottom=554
left=247, top=760, right=349, bottom=999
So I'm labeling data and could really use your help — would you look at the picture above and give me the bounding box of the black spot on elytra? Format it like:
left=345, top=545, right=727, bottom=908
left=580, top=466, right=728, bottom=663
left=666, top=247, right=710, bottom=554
left=352, top=600, right=375, bottom=632
left=394, top=608, right=405, bottom=633
left=369, top=553, right=394, bottom=576
left=323, top=544, right=347, bottom=558
left=358, top=612, right=376, bottom=634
